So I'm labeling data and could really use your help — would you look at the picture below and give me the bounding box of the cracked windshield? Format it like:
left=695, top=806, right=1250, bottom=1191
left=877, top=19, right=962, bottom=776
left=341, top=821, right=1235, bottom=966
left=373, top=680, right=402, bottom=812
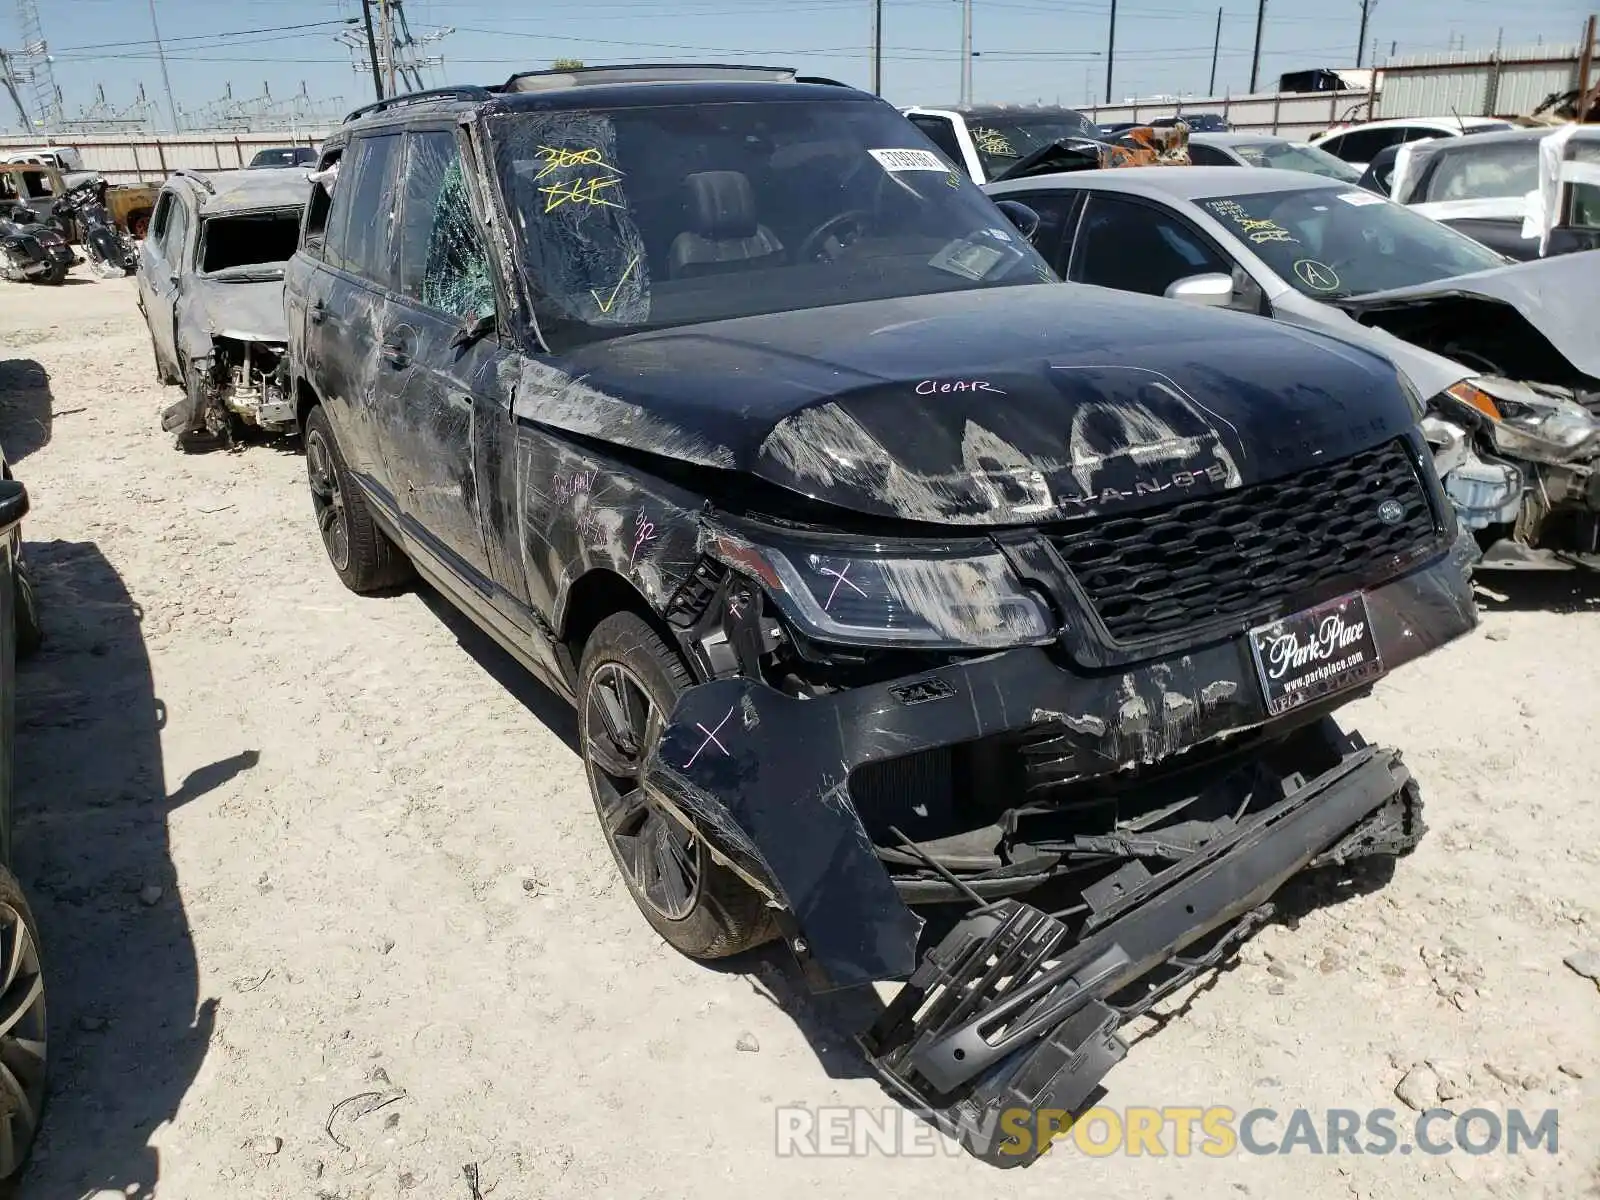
left=1198, top=186, right=1509, bottom=298
left=964, top=108, right=1103, bottom=177
left=487, top=100, right=1052, bottom=345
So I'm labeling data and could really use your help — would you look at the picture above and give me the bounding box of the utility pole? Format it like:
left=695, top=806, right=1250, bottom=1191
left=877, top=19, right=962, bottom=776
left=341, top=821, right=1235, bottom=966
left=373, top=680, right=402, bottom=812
left=361, top=0, right=385, bottom=100
left=1248, top=0, right=1267, bottom=93
left=1208, top=7, right=1222, bottom=95
left=146, top=0, right=179, bottom=131
left=1355, top=0, right=1375, bottom=67
left=960, top=0, right=973, bottom=106
left=1104, top=0, right=1117, bottom=102
left=871, top=0, right=883, bottom=95
left=1577, top=13, right=1596, bottom=123
left=378, top=0, right=396, bottom=98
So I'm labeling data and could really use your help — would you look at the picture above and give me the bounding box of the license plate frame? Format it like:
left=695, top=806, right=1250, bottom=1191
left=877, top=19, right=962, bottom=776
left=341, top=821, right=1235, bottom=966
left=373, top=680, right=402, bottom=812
left=1247, top=592, right=1385, bottom=716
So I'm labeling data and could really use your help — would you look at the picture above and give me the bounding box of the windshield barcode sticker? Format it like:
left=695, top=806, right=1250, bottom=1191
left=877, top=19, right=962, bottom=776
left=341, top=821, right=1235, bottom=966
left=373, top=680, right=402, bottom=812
left=1337, top=190, right=1386, bottom=206
left=869, top=148, right=949, bottom=173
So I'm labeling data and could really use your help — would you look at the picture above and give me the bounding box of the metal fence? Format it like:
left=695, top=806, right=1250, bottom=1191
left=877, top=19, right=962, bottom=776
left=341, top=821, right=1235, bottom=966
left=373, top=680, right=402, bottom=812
left=1080, top=39, right=1588, bottom=134
left=1081, top=89, right=1372, bottom=136
left=0, top=130, right=330, bottom=184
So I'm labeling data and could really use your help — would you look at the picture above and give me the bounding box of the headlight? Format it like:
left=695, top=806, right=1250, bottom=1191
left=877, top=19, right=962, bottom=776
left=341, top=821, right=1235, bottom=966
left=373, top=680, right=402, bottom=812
left=1441, top=379, right=1600, bottom=465
left=707, top=525, right=1056, bottom=650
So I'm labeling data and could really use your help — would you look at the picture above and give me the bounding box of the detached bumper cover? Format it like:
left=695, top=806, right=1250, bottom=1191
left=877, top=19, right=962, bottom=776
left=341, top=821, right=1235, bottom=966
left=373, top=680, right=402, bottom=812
left=858, top=738, right=1417, bottom=1166
left=642, top=551, right=1474, bottom=989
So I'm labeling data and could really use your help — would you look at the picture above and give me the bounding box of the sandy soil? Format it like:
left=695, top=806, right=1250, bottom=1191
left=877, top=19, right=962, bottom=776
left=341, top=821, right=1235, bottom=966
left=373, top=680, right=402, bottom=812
left=0, top=268, right=1596, bottom=1200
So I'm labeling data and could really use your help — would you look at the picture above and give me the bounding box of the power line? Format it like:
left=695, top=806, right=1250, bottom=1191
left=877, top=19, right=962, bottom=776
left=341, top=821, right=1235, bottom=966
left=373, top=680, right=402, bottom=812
left=51, top=18, right=357, bottom=54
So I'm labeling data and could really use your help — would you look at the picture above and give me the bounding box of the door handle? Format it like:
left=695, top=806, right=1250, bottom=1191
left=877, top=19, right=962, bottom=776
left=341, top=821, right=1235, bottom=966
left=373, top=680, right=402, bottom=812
left=309, top=299, right=327, bottom=325
left=381, top=341, right=410, bottom=369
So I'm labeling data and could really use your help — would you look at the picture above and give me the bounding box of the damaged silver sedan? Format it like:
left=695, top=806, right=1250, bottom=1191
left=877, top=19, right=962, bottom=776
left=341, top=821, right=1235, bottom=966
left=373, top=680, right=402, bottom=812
left=986, top=164, right=1600, bottom=572
left=136, top=168, right=306, bottom=449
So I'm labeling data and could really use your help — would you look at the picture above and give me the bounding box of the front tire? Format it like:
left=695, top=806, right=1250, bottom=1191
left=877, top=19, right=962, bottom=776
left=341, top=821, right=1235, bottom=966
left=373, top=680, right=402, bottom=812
left=579, top=612, right=775, bottom=960
left=303, top=405, right=411, bottom=594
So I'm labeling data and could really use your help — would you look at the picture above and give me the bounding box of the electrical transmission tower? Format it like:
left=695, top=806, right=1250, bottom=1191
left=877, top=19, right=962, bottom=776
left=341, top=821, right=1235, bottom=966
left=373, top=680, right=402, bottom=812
left=58, top=83, right=160, bottom=133
left=6, top=0, right=62, bottom=131
left=338, top=0, right=453, bottom=101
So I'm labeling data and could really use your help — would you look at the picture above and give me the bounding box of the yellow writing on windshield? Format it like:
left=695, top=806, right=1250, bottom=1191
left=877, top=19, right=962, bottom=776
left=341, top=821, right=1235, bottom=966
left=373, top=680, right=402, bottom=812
left=591, top=253, right=642, bottom=314
left=534, top=144, right=614, bottom=180
left=972, top=127, right=1016, bottom=157
left=541, top=175, right=624, bottom=213
left=1205, top=198, right=1299, bottom=245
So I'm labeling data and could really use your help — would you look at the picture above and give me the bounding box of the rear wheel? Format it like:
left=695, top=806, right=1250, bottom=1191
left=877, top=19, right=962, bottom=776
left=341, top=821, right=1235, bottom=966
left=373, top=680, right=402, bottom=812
left=12, top=556, right=40, bottom=659
left=303, top=405, right=411, bottom=594
left=579, top=612, right=775, bottom=960
left=0, top=868, right=47, bottom=1185
left=35, top=264, right=64, bottom=286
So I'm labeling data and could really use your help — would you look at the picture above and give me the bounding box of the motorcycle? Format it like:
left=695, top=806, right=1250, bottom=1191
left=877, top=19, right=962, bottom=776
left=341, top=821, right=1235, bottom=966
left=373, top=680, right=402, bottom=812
left=54, top=175, right=136, bottom=278
left=0, top=205, right=75, bottom=285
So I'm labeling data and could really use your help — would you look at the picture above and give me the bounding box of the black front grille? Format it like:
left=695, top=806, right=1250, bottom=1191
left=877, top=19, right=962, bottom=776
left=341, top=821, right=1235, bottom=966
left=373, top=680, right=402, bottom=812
left=1051, top=439, right=1436, bottom=645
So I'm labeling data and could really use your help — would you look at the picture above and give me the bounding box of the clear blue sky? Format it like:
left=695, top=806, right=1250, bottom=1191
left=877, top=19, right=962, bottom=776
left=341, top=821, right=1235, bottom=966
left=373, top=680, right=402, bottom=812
left=11, top=0, right=1594, bottom=129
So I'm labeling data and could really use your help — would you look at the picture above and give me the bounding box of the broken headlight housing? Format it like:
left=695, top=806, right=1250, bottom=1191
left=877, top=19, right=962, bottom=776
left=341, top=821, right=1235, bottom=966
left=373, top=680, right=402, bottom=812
left=708, top=525, right=1056, bottom=650
left=1440, top=379, right=1600, bottom=465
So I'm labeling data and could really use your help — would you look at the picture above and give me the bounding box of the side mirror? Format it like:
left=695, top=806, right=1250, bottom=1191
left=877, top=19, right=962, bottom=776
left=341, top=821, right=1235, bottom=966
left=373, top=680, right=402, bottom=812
left=993, top=199, right=1041, bottom=242
left=1163, top=272, right=1235, bottom=307
left=450, top=310, right=497, bottom=351
left=0, top=479, right=29, bottom=537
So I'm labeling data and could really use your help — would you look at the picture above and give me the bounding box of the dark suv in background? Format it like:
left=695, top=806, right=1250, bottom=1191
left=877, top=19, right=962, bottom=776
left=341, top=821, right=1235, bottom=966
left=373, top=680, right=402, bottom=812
left=285, top=64, right=1475, bottom=1164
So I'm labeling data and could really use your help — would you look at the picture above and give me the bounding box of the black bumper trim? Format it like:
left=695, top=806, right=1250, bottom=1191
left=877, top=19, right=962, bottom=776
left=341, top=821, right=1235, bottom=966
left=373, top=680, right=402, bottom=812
left=857, top=741, right=1412, bottom=1165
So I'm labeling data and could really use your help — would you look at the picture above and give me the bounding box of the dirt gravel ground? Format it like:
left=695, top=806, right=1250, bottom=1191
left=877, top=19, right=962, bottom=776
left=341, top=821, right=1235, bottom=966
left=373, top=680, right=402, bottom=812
left=0, top=268, right=1597, bottom=1200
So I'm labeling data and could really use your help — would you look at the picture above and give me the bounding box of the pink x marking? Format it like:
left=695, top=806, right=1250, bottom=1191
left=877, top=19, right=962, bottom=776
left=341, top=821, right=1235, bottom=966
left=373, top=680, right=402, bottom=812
left=819, top=564, right=869, bottom=611
left=683, top=704, right=736, bottom=769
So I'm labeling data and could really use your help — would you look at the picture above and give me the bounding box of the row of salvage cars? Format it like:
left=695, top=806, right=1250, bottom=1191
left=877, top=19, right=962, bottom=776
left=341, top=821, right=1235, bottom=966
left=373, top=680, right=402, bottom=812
left=969, top=119, right=1600, bottom=574
left=111, top=64, right=1590, bottom=1169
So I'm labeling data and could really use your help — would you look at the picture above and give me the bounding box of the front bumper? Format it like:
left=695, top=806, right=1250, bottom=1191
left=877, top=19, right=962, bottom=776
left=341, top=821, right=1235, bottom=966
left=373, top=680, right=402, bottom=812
left=641, top=550, right=1475, bottom=991
left=860, top=731, right=1419, bottom=1166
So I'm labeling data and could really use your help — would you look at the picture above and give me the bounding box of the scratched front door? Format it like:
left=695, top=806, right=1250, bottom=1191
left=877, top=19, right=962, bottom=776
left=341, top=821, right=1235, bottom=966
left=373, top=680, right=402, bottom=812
left=383, top=126, right=503, bottom=590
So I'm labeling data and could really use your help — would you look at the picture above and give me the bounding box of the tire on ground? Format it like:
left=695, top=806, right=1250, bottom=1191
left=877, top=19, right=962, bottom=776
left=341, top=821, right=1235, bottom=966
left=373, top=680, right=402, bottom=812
left=13, top=556, right=41, bottom=659
left=302, top=404, right=412, bottom=594
left=579, top=610, right=776, bottom=960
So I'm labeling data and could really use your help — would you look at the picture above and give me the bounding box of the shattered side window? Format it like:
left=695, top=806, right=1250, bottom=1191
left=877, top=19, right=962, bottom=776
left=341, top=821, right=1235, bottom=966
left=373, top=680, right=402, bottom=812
left=330, top=131, right=402, bottom=288
left=399, top=130, right=496, bottom=321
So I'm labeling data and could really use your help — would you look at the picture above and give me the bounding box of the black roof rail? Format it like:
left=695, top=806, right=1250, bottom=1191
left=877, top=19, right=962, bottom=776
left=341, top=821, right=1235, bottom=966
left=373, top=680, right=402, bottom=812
left=343, top=84, right=494, bottom=125
left=795, top=75, right=852, bottom=88
left=172, top=168, right=216, bottom=195
left=500, top=63, right=799, bottom=92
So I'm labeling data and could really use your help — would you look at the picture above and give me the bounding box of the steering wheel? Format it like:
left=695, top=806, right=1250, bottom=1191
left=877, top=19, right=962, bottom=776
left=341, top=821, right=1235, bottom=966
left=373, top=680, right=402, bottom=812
left=795, top=209, right=874, bottom=264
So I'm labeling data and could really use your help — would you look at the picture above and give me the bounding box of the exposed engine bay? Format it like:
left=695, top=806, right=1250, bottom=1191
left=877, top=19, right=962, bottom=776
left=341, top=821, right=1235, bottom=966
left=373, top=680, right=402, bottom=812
left=1343, top=271, right=1600, bottom=570
left=186, top=337, right=296, bottom=445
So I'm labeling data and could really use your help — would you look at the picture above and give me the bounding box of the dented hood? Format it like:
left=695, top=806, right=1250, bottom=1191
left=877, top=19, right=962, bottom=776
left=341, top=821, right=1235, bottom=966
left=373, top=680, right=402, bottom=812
left=520, top=283, right=1418, bottom=526
left=1332, top=252, right=1599, bottom=382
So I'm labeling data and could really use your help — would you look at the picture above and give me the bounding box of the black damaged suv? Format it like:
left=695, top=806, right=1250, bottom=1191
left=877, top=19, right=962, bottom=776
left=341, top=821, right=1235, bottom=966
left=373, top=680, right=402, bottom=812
left=286, top=65, right=1476, bottom=1163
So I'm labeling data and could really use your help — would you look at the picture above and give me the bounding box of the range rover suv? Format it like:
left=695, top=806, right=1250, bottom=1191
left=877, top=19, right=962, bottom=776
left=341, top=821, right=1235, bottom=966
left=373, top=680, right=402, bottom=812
left=285, top=64, right=1476, bottom=1164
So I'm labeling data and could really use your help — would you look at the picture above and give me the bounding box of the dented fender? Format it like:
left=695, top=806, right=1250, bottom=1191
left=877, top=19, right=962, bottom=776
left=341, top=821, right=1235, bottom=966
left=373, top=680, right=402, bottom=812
left=639, top=551, right=1477, bottom=991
